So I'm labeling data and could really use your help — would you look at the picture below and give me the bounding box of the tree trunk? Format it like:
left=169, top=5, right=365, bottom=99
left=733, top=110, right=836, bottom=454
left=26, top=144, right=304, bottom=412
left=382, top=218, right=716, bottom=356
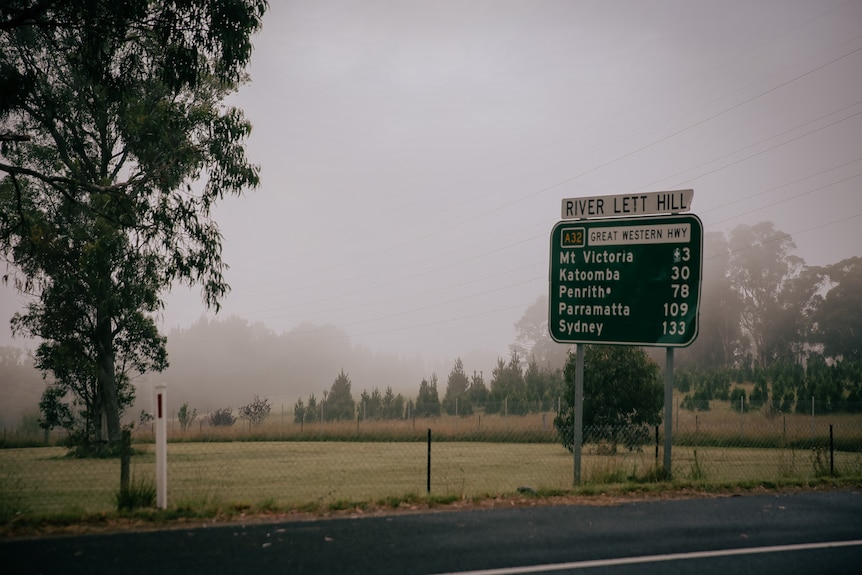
left=96, top=318, right=122, bottom=446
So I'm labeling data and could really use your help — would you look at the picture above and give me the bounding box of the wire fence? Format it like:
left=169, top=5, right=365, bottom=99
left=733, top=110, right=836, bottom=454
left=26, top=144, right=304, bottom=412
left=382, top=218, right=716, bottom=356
left=2, top=405, right=862, bottom=521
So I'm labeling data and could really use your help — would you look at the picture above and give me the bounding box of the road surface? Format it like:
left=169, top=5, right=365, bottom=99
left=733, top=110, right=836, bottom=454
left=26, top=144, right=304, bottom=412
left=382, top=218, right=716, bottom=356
left=4, top=490, right=861, bottom=574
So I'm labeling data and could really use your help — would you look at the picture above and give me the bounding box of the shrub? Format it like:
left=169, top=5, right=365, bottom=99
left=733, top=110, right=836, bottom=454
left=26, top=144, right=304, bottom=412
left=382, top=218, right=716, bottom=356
left=115, top=475, right=156, bottom=511
left=178, top=403, right=198, bottom=432
left=208, top=408, right=236, bottom=427
left=239, top=396, right=271, bottom=428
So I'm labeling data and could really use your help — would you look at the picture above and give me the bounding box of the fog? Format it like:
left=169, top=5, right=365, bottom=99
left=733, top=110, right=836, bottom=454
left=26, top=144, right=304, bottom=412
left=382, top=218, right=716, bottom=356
left=2, top=1, right=862, bottom=420
left=155, top=316, right=499, bottom=414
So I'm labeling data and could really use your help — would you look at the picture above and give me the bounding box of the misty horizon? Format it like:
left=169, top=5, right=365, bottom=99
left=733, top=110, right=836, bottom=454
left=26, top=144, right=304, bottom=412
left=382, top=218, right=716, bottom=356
left=1, top=1, right=861, bottom=419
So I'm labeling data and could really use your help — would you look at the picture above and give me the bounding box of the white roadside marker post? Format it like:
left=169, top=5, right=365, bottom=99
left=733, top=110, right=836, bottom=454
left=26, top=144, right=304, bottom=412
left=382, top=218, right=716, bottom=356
left=155, top=382, right=168, bottom=510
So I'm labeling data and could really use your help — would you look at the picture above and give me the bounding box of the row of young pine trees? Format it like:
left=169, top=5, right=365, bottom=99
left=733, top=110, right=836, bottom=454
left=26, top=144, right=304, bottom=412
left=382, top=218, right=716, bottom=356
left=292, top=355, right=566, bottom=424
left=291, top=350, right=862, bottom=425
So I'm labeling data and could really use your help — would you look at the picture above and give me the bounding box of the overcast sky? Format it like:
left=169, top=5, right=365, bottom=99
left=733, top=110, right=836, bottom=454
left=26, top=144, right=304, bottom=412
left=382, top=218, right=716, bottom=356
left=3, top=0, right=862, bottom=370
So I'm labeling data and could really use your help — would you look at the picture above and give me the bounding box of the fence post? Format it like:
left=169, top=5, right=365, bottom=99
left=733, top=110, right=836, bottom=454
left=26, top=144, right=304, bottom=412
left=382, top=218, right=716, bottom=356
left=426, top=429, right=432, bottom=493
left=120, top=428, right=131, bottom=494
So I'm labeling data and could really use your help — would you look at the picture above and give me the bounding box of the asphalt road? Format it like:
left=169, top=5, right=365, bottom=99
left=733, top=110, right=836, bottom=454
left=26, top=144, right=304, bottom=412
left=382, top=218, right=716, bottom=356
left=4, top=490, right=861, bottom=575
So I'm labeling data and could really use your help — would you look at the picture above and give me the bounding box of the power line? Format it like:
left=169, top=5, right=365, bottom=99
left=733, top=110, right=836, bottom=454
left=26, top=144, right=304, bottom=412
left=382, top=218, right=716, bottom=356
left=283, top=211, right=862, bottom=343
left=254, top=40, right=862, bottom=301
left=244, top=9, right=862, bottom=292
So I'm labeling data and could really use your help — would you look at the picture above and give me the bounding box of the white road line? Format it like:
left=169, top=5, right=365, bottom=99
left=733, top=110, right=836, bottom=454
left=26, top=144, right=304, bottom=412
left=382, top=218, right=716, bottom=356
left=429, top=539, right=862, bottom=575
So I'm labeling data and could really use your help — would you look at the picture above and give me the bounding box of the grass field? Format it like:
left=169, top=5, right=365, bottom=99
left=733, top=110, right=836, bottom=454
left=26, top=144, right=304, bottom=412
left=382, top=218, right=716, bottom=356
left=3, top=438, right=862, bottom=522
left=2, top=400, right=862, bottom=523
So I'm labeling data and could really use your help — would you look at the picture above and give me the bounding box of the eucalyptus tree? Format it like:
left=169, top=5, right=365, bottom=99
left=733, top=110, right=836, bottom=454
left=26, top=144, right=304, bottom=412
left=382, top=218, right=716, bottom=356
left=727, top=222, right=811, bottom=367
left=678, top=230, right=746, bottom=368
left=0, top=0, right=267, bottom=448
left=511, top=295, right=570, bottom=371
left=811, top=257, right=862, bottom=361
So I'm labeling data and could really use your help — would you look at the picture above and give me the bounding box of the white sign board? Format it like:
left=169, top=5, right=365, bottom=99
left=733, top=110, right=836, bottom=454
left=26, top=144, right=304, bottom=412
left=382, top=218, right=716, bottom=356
left=561, top=189, right=694, bottom=220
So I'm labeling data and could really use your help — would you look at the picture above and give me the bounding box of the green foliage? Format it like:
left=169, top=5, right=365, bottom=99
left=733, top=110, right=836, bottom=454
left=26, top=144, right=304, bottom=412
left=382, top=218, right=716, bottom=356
left=360, top=387, right=405, bottom=420
left=208, top=408, right=236, bottom=427
left=675, top=369, right=693, bottom=393
left=178, top=403, right=198, bottom=433
left=468, top=370, right=489, bottom=408
left=295, top=394, right=321, bottom=424
left=359, top=388, right=383, bottom=419
left=523, top=358, right=564, bottom=410
left=681, top=390, right=711, bottom=412
left=674, top=226, right=862, bottom=372
left=677, top=368, right=732, bottom=412
left=415, top=374, right=441, bottom=417
left=729, top=386, right=747, bottom=412
left=0, top=0, right=266, bottom=447
left=749, top=374, right=769, bottom=410
left=115, top=475, right=156, bottom=511
left=38, top=384, right=75, bottom=433
left=810, top=257, right=862, bottom=360
left=487, top=353, right=527, bottom=415
left=555, top=345, right=662, bottom=452
left=442, top=358, right=472, bottom=416
left=381, top=387, right=406, bottom=420
left=293, top=397, right=307, bottom=424
left=727, top=222, right=810, bottom=367
left=0, top=466, right=30, bottom=523
left=38, top=379, right=137, bottom=456
left=325, top=370, right=356, bottom=421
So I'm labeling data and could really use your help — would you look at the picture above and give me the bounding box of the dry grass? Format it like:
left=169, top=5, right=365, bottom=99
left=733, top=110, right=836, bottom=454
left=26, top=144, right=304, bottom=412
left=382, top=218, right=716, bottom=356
left=3, top=398, right=861, bottom=521
left=3, top=436, right=862, bottom=521
left=145, top=411, right=560, bottom=443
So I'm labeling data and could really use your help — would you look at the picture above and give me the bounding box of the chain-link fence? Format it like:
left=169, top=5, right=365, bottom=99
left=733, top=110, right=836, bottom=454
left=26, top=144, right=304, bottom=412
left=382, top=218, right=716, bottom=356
left=2, top=405, right=862, bottom=521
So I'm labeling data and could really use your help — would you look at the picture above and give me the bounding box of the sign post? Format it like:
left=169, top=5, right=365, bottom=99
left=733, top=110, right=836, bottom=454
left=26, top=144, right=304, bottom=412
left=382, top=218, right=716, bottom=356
left=550, top=192, right=702, bottom=483
left=573, top=344, right=584, bottom=484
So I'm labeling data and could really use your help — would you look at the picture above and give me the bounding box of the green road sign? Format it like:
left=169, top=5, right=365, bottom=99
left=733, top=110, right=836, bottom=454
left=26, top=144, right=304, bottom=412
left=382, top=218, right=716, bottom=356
left=549, top=214, right=703, bottom=346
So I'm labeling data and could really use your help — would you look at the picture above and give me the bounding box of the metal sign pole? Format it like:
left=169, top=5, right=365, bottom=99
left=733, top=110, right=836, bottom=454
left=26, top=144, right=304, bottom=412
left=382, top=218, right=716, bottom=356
left=573, top=344, right=584, bottom=485
left=663, top=348, right=674, bottom=475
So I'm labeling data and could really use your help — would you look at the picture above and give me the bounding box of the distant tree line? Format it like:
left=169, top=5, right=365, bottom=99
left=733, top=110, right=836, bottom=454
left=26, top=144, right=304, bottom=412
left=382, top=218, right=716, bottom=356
left=513, top=221, right=862, bottom=417
left=664, top=222, right=862, bottom=415
left=677, top=354, right=862, bottom=414
left=677, top=223, right=861, bottom=369
left=291, top=355, right=565, bottom=423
